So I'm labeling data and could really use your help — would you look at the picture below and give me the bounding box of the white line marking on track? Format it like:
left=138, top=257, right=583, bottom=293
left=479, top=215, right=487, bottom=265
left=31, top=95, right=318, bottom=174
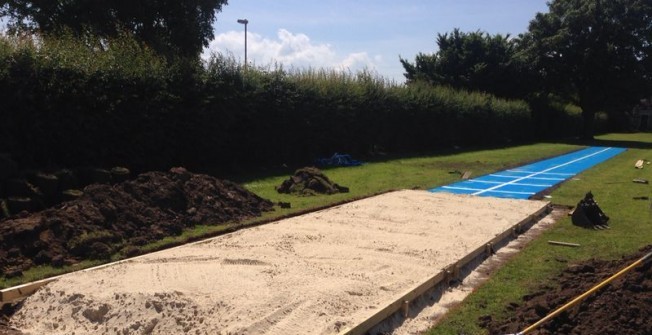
left=442, top=186, right=483, bottom=191
left=483, top=190, right=536, bottom=195
left=467, top=180, right=553, bottom=187
left=507, top=170, right=574, bottom=176
left=473, top=147, right=614, bottom=196
left=488, top=174, right=565, bottom=181
left=442, top=186, right=535, bottom=195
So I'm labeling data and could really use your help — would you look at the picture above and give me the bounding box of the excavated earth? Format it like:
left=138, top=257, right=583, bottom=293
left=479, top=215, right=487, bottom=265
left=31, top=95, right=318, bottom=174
left=485, top=245, right=652, bottom=335
left=276, top=167, right=349, bottom=196
left=0, top=167, right=274, bottom=278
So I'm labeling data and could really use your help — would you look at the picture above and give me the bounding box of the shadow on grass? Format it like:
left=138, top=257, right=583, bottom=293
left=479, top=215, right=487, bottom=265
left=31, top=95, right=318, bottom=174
left=224, top=141, right=542, bottom=184
left=588, top=138, right=652, bottom=150
left=223, top=132, right=652, bottom=185
left=552, top=134, right=652, bottom=150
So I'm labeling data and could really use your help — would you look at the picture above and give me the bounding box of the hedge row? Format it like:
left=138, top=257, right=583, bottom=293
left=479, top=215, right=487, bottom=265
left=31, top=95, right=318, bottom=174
left=0, top=34, right=570, bottom=174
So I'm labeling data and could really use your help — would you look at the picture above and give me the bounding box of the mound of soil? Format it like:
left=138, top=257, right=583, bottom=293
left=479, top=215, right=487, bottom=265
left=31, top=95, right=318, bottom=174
left=0, top=167, right=274, bottom=278
left=484, top=245, right=652, bottom=335
left=276, top=167, right=349, bottom=196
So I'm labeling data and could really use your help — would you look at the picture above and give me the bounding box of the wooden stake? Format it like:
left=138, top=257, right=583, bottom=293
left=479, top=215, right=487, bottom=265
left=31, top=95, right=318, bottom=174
left=548, top=240, right=580, bottom=247
left=401, top=300, right=409, bottom=318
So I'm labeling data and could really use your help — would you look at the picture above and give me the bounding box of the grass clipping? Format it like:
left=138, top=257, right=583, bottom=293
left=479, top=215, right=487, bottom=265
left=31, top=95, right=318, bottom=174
left=276, top=167, right=349, bottom=196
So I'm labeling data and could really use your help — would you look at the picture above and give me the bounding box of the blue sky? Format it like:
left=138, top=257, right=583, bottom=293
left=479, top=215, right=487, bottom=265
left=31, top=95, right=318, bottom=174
left=206, top=0, right=550, bottom=83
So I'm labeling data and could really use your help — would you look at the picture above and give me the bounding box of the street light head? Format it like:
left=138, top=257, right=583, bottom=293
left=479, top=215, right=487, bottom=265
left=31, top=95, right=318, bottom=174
left=237, top=19, right=248, bottom=24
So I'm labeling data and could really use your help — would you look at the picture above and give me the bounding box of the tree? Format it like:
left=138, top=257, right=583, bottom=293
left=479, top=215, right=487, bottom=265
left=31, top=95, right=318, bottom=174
left=0, top=0, right=228, bottom=58
left=400, top=29, right=526, bottom=99
left=520, top=0, right=652, bottom=138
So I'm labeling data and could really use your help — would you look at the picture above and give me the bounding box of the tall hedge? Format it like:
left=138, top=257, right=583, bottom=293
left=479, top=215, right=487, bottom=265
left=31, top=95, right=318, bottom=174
left=0, top=34, right=562, bottom=174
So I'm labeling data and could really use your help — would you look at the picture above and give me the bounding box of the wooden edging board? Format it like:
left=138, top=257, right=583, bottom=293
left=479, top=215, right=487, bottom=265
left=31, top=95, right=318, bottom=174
left=338, top=203, right=552, bottom=335
left=0, top=277, right=57, bottom=303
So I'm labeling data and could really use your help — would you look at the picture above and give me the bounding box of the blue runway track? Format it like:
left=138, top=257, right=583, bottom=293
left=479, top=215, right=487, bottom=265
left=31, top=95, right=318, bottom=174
left=429, top=146, right=626, bottom=199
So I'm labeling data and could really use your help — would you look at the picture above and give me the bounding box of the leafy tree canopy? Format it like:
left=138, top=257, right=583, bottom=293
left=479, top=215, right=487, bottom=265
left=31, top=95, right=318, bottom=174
left=520, top=0, right=652, bottom=138
left=400, top=29, right=526, bottom=98
left=0, top=0, right=228, bottom=58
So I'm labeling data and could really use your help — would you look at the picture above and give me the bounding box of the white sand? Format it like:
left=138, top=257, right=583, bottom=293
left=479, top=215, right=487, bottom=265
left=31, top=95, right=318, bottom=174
left=10, top=190, right=548, bottom=335
left=372, top=210, right=560, bottom=335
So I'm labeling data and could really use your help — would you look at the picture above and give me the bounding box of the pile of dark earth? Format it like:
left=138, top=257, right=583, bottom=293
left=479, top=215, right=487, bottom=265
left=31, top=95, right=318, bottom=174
left=484, top=245, right=652, bottom=335
left=0, top=167, right=274, bottom=279
left=276, top=167, right=349, bottom=196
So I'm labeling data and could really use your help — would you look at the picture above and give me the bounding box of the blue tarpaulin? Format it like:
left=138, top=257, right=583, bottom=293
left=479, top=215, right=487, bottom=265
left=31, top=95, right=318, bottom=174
left=315, top=153, right=363, bottom=167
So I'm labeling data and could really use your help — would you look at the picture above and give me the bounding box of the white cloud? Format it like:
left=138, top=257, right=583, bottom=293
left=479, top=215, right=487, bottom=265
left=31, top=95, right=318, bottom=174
left=339, top=52, right=376, bottom=70
left=204, top=28, right=379, bottom=73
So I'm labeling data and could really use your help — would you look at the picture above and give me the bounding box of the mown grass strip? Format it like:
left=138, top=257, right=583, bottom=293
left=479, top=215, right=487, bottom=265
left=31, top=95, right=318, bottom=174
left=426, top=132, right=652, bottom=335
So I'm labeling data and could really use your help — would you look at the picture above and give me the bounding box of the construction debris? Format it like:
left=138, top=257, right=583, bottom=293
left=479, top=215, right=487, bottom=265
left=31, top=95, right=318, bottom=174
left=635, top=159, right=645, bottom=169
left=633, top=178, right=649, bottom=184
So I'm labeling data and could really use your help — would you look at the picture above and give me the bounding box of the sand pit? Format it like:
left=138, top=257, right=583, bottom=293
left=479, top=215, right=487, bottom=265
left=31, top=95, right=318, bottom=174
left=9, top=190, right=548, bottom=335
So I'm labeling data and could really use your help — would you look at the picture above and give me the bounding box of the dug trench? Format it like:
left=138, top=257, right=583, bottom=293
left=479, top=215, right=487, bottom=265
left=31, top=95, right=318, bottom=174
left=484, top=245, right=652, bottom=335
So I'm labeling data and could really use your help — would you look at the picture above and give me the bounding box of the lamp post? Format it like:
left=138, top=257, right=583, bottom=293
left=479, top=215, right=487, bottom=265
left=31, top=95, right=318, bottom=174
left=237, top=19, right=248, bottom=71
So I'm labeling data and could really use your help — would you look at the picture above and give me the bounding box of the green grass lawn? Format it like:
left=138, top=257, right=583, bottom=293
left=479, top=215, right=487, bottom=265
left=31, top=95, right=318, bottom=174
left=426, top=132, right=652, bottom=335
left=239, top=142, right=579, bottom=212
